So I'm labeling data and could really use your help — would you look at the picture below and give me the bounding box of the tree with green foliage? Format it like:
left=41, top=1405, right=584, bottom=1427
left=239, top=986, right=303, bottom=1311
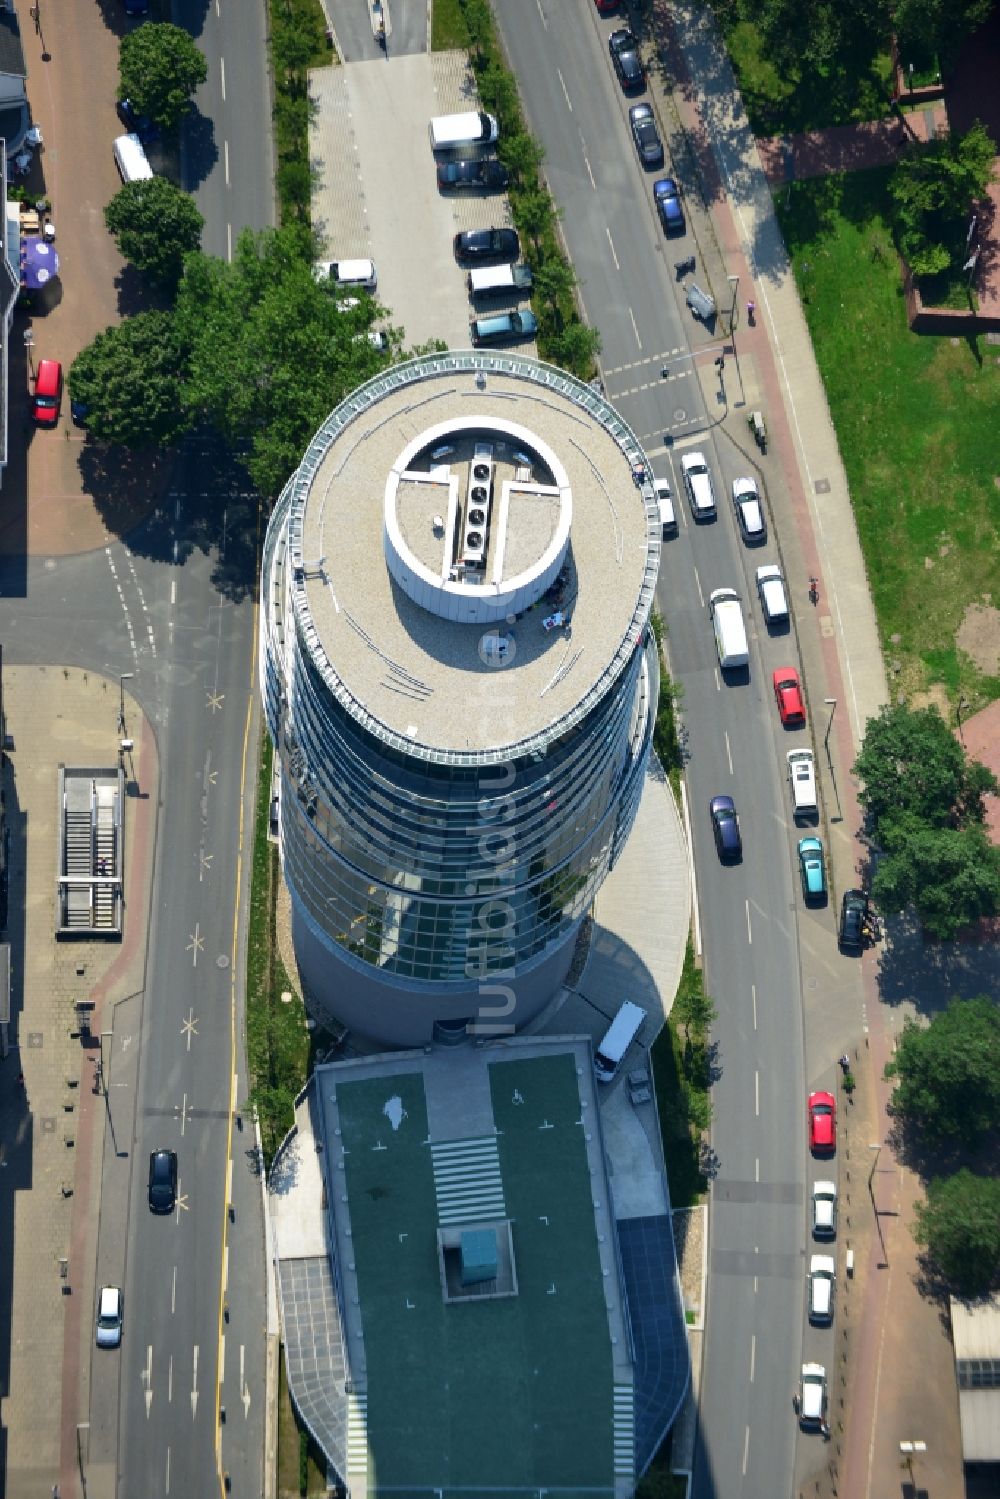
left=895, top=0, right=993, bottom=68
left=873, top=817, right=1000, bottom=937
left=104, top=177, right=204, bottom=288
left=175, top=225, right=392, bottom=497
left=885, top=996, right=1000, bottom=1141
left=546, top=319, right=601, bottom=378
left=119, top=23, right=208, bottom=131
left=854, top=702, right=998, bottom=839
left=890, top=120, right=997, bottom=276
left=68, top=311, right=190, bottom=447
left=733, top=0, right=888, bottom=76
left=914, top=1169, right=1000, bottom=1298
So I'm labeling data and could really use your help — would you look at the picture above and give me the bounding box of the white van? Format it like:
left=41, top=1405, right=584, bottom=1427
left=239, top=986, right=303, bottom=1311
left=709, top=587, right=749, bottom=670
left=653, top=478, right=677, bottom=538
left=113, top=132, right=153, bottom=183
left=755, top=563, right=789, bottom=626
left=787, top=748, right=818, bottom=815
left=594, top=1000, right=646, bottom=1083
left=468, top=263, right=533, bottom=300
left=429, top=111, right=499, bottom=153
left=681, top=450, right=717, bottom=520
left=314, top=258, right=378, bottom=293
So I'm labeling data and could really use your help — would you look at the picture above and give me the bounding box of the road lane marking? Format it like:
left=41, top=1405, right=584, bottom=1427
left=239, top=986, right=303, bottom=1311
left=751, top=984, right=757, bottom=1029
left=742, top=1424, right=750, bottom=1475
left=749, top=1334, right=756, bottom=1382
left=168, top=1354, right=173, bottom=1402
left=605, top=226, right=620, bottom=271
left=557, top=69, right=572, bottom=111
left=583, top=152, right=596, bottom=190
left=746, top=900, right=752, bottom=943
left=755, top=1070, right=759, bottom=1116
left=227, top=222, right=232, bottom=262
left=725, top=731, right=733, bottom=776
left=191, top=1345, right=200, bottom=1418
left=187, top=925, right=204, bottom=966
left=182, top=1009, right=198, bottom=1049
left=240, top=1344, right=251, bottom=1417
left=224, top=139, right=230, bottom=187
left=220, top=57, right=226, bottom=101
left=172, top=1264, right=177, bottom=1314
left=170, top=578, right=176, bottom=606
left=693, top=566, right=705, bottom=608
left=143, top=1344, right=153, bottom=1416
left=628, top=307, right=642, bottom=349
left=165, top=1446, right=170, bottom=1494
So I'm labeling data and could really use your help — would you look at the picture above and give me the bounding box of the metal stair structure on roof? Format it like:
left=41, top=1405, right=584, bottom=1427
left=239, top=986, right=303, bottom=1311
left=56, top=767, right=124, bottom=938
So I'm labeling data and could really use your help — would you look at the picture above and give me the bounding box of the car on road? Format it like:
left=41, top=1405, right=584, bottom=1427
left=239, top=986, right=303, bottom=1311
left=628, top=103, right=664, bottom=169
left=808, top=1254, right=836, bottom=1324
left=116, top=97, right=158, bottom=144
left=31, top=359, right=63, bottom=427
left=680, top=450, right=717, bottom=520
left=755, top=563, right=789, bottom=626
left=453, top=227, right=520, bottom=264
left=839, top=888, right=867, bottom=952
left=148, top=1148, right=178, bottom=1214
left=609, top=28, right=645, bottom=91
left=797, top=836, right=827, bottom=901
left=798, top=1362, right=828, bottom=1428
left=653, top=177, right=685, bottom=234
left=96, top=1286, right=123, bottom=1348
left=732, top=476, right=767, bottom=544
left=709, top=794, right=742, bottom=861
left=594, top=0, right=618, bottom=11
left=808, top=1091, right=836, bottom=1154
left=812, top=1180, right=838, bottom=1238
left=469, top=310, right=538, bottom=347
left=653, top=477, right=676, bottom=538
left=437, top=158, right=509, bottom=193
left=773, top=667, right=806, bottom=726
left=122, top=0, right=149, bottom=13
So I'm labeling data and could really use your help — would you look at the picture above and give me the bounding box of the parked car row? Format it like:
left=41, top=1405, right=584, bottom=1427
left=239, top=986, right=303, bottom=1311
left=800, top=1093, right=839, bottom=1430
left=606, top=25, right=686, bottom=233
left=453, top=225, right=537, bottom=348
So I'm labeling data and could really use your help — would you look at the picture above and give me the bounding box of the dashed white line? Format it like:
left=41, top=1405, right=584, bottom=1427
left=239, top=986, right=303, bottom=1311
left=171, top=1264, right=177, bottom=1314
left=605, top=227, right=621, bottom=272
left=224, top=139, right=230, bottom=187
left=755, top=1069, right=760, bottom=1116
left=628, top=307, right=642, bottom=349
left=742, top=1424, right=750, bottom=1475
left=724, top=731, right=734, bottom=776
left=170, top=578, right=177, bottom=606
left=220, top=57, right=226, bottom=101
left=227, top=222, right=233, bottom=262
left=557, top=69, right=572, bottom=110
left=749, top=1334, right=756, bottom=1382
left=584, top=153, right=596, bottom=190
left=746, top=899, right=752, bottom=943
left=751, top=984, right=757, bottom=1029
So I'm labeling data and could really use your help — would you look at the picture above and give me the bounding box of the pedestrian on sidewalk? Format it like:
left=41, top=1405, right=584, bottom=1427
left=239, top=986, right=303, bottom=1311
left=746, top=299, right=756, bottom=325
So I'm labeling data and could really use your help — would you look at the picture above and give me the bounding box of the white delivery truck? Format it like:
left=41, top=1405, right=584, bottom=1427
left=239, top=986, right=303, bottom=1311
left=594, top=1001, right=646, bottom=1083
left=429, top=111, right=499, bottom=152
left=787, top=748, right=818, bottom=816
left=709, top=587, right=749, bottom=670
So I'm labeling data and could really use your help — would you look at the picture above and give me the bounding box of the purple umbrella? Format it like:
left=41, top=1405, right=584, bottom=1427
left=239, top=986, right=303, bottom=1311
left=20, top=237, right=60, bottom=290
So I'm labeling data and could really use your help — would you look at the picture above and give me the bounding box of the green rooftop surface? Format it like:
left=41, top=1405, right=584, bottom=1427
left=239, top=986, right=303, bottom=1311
left=336, top=1054, right=615, bottom=1496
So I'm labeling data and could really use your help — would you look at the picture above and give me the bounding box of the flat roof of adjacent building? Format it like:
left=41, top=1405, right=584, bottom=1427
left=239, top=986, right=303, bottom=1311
left=316, top=1039, right=632, bottom=1494
left=951, top=1293, right=1000, bottom=1462
left=290, top=355, right=658, bottom=759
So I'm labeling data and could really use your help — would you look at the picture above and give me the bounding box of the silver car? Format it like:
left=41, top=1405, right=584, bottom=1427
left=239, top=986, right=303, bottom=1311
left=96, top=1286, right=123, bottom=1348
left=808, top=1254, right=836, bottom=1324
left=812, top=1180, right=837, bottom=1238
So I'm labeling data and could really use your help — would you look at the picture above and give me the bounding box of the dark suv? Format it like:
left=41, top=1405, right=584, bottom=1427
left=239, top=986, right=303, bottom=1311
left=148, top=1149, right=178, bottom=1214
left=839, top=889, right=867, bottom=952
left=454, top=227, right=520, bottom=264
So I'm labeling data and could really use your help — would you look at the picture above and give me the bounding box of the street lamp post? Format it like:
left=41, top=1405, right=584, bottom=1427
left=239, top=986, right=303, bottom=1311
left=118, top=672, right=133, bottom=736
left=869, top=1142, right=889, bottom=1267
left=956, top=694, right=969, bottom=746
left=23, top=327, right=35, bottom=381
left=823, top=697, right=842, bottom=821
left=727, top=274, right=739, bottom=336
left=899, top=1439, right=926, bottom=1490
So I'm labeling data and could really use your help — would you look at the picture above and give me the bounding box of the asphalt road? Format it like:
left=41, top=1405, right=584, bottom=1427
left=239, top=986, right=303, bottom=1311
left=493, top=3, right=811, bottom=1494
left=0, top=0, right=273, bottom=1492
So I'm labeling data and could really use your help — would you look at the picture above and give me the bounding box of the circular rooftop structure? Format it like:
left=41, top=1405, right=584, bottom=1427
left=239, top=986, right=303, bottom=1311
left=262, top=352, right=662, bottom=1044
left=286, top=357, right=658, bottom=762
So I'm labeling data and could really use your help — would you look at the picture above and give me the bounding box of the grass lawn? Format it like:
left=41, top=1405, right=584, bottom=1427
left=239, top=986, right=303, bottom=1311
left=721, top=17, right=893, bottom=135
left=777, top=168, right=1000, bottom=709
left=431, top=0, right=469, bottom=51
left=651, top=943, right=713, bottom=1209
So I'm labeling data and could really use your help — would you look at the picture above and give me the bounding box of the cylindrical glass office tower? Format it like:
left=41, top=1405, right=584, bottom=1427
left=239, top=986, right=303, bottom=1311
left=260, top=353, right=660, bottom=1045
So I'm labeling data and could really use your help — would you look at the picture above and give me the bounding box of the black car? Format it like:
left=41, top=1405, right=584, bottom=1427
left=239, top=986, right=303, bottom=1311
left=839, top=889, right=867, bottom=952
left=653, top=177, right=685, bottom=235
left=116, top=97, right=159, bottom=145
left=437, top=159, right=509, bottom=193
left=453, top=227, right=520, bottom=264
left=148, top=1149, right=178, bottom=1214
left=629, top=104, right=664, bottom=169
left=609, top=29, right=645, bottom=91
left=710, top=795, right=742, bottom=861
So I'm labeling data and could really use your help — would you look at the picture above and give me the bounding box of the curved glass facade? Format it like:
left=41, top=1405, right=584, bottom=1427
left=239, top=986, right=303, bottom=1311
left=260, top=353, right=660, bottom=1043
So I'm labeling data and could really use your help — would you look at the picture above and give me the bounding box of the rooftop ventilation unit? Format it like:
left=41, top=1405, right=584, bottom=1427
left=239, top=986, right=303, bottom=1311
left=462, top=442, right=494, bottom=569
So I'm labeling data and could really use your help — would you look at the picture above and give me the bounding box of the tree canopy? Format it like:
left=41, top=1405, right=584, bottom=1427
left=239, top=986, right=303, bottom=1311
left=104, top=177, right=204, bottom=288
left=68, top=311, right=190, bottom=448
left=885, top=996, right=1000, bottom=1142
left=873, top=817, right=1000, bottom=937
left=854, top=702, right=998, bottom=837
left=174, top=225, right=396, bottom=497
left=895, top=0, right=993, bottom=67
left=890, top=120, right=997, bottom=277
left=119, top=23, right=208, bottom=131
left=914, top=1169, right=1000, bottom=1298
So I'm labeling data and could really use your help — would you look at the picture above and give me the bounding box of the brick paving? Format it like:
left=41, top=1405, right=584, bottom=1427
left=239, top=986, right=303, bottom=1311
left=756, top=105, right=949, bottom=187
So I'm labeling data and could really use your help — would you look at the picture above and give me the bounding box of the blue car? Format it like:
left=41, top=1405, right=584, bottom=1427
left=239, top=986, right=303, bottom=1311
left=116, top=97, right=159, bottom=145
left=798, top=836, right=827, bottom=900
left=710, top=795, right=742, bottom=861
left=654, top=177, right=685, bottom=235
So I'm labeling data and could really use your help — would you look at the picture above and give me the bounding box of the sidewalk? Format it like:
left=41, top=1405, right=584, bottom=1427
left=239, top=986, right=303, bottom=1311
left=0, top=668, right=158, bottom=1499
left=653, top=3, right=967, bottom=1496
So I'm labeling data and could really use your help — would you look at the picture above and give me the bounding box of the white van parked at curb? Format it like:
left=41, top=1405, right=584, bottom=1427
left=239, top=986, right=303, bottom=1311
left=113, top=133, right=153, bottom=183
left=787, top=748, right=818, bottom=816
left=594, top=1000, right=646, bottom=1083
left=709, top=587, right=749, bottom=670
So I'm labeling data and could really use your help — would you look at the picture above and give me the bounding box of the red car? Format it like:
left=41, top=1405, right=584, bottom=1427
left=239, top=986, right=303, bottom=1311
left=32, top=358, right=63, bottom=427
left=773, top=667, right=805, bottom=726
left=808, top=1091, right=836, bottom=1153
left=594, top=0, right=618, bottom=11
